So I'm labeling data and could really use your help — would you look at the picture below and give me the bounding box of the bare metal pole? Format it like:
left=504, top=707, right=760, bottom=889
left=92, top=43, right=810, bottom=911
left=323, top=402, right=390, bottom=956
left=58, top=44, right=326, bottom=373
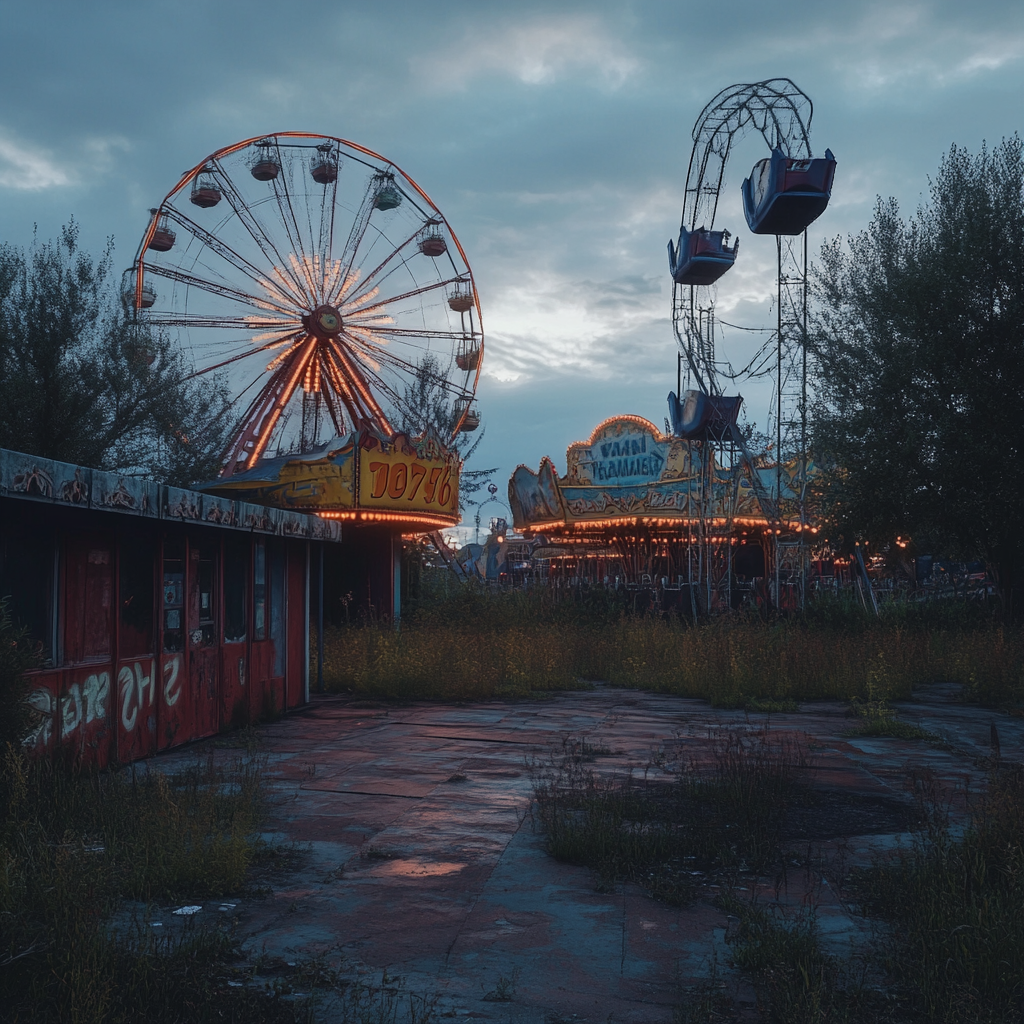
left=800, top=229, right=809, bottom=610
left=317, top=543, right=324, bottom=694
left=776, top=235, right=783, bottom=611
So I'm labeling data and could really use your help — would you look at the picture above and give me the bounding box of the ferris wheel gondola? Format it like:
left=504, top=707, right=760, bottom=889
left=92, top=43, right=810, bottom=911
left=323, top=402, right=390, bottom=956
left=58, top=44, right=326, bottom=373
left=126, top=132, right=484, bottom=477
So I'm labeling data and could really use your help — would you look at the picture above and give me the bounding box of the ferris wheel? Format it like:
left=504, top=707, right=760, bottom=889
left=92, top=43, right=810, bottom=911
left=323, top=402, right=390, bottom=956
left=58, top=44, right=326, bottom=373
left=127, top=133, right=483, bottom=477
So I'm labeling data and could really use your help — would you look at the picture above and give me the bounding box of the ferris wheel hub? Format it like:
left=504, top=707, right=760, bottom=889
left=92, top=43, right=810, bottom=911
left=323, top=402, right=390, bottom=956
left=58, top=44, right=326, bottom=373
left=303, top=304, right=343, bottom=340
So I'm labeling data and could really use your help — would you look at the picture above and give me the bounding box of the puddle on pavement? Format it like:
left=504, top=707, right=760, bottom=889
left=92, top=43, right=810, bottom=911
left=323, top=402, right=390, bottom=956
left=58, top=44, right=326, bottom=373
left=358, top=857, right=466, bottom=878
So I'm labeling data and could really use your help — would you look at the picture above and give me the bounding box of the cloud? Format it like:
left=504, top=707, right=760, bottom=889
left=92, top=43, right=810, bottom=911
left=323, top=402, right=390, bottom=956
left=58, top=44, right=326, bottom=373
left=0, top=130, right=72, bottom=190
left=482, top=267, right=666, bottom=385
left=0, top=128, right=130, bottom=192
left=762, top=4, right=1024, bottom=96
left=411, top=13, right=639, bottom=92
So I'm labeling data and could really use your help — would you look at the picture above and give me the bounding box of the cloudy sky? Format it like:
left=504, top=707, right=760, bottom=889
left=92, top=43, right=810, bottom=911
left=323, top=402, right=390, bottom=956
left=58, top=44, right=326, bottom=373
left=3, top=0, right=1023, bottom=531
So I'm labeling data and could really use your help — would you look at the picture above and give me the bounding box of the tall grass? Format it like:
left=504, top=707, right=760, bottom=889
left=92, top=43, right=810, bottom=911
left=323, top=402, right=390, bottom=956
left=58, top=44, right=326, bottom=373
left=0, top=745, right=300, bottom=1024
left=531, top=726, right=806, bottom=903
left=857, top=766, right=1024, bottom=1022
left=320, top=585, right=1024, bottom=706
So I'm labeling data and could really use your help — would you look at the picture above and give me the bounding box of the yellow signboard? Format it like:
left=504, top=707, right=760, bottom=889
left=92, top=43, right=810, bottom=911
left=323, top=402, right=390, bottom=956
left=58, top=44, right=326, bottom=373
left=358, top=442, right=459, bottom=518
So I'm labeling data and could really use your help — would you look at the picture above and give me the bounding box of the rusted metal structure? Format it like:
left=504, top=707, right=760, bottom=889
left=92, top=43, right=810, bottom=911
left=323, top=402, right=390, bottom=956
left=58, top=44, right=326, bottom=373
left=0, top=447, right=341, bottom=767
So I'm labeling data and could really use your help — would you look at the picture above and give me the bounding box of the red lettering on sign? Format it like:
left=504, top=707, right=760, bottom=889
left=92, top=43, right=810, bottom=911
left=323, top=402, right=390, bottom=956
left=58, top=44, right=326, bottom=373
left=387, top=463, right=408, bottom=500
left=368, top=461, right=389, bottom=499
left=424, top=467, right=442, bottom=503
left=408, top=462, right=427, bottom=500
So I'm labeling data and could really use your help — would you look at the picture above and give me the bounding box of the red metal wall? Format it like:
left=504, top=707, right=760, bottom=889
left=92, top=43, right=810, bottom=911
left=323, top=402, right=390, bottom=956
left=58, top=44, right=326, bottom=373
left=14, top=514, right=313, bottom=767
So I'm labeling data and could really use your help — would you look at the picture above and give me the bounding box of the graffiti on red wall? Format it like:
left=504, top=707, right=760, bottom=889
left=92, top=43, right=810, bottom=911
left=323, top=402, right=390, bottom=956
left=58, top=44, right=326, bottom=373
left=22, top=654, right=184, bottom=749
left=24, top=670, right=110, bottom=748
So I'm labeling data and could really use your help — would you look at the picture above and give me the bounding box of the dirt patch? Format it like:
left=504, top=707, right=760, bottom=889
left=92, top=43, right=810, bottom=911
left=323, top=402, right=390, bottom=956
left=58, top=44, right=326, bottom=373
left=782, top=789, right=923, bottom=842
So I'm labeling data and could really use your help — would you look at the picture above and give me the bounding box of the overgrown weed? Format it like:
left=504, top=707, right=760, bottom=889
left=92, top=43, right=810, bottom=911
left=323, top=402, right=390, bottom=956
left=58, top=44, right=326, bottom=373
left=320, top=585, right=1024, bottom=707
left=721, top=898, right=874, bottom=1023
left=855, top=765, right=1024, bottom=1022
left=0, top=743, right=305, bottom=1023
left=532, top=726, right=806, bottom=903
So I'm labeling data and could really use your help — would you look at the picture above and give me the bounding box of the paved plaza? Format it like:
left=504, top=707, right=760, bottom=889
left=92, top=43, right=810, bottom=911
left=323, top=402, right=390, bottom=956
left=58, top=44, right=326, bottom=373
left=150, top=684, right=1022, bottom=1022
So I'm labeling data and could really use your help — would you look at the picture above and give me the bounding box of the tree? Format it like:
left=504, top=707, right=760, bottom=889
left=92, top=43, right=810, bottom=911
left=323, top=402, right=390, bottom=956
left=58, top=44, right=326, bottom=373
left=400, top=354, right=496, bottom=513
left=810, top=138, right=1024, bottom=617
left=0, top=223, right=232, bottom=486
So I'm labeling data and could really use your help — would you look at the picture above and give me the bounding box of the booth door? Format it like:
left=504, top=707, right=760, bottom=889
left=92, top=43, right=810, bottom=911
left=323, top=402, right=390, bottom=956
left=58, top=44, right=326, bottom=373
left=220, top=538, right=250, bottom=730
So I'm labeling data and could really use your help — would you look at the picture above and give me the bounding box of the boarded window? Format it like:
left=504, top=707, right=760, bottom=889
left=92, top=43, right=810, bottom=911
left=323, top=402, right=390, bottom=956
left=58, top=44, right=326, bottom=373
left=64, top=535, right=113, bottom=663
left=224, top=540, right=248, bottom=643
left=120, top=534, right=155, bottom=657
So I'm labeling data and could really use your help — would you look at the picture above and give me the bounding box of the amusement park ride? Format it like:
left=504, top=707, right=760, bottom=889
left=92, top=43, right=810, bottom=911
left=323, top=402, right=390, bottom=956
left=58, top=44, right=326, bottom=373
left=510, top=79, right=836, bottom=611
left=126, top=133, right=481, bottom=520
left=125, top=133, right=483, bottom=616
left=669, top=78, right=835, bottom=610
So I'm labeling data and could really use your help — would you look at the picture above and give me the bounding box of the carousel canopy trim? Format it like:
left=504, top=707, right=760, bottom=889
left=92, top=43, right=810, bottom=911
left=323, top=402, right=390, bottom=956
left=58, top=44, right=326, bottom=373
left=509, top=415, right=813, bottom=533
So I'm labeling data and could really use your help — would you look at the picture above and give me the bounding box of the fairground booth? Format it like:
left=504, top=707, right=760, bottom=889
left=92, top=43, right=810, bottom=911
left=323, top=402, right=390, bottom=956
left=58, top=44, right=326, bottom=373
left=1, top=446, right=338, bottom=768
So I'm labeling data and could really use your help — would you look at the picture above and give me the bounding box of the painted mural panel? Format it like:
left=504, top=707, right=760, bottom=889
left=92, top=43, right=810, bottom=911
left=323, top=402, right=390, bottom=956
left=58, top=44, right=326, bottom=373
left=92, top=474, right=159, bottom=516
left=0, top=445, right=339, bottom=540
left=205, top=439, right=357, bottom=510
left=508, top=459, right=564, bottom=526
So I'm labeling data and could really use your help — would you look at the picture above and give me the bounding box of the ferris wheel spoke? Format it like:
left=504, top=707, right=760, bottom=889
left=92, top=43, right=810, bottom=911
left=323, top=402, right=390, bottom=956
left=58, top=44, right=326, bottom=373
left=161, top=207, right=304, bottom=308
left=352, top=366, right=407, bottom=424
left=323, top=343, right=392, bottom=433
left=353, top=227, right=422, bottom=292
left=184, top=331, right=306, bottom=380
left=225, top=339, right=317, bottom=472
left=145, top=312, right=299, bottom=331
left=270, top=156, right=312, bottom=298
left=319, top=149, right=339, bottom=271
left=317, top=375, right=345, bottom=436
left=209, top=158, right=310, bottom=302
left=363, top=325, right=478, bottom=341
left=320, top=355, right=367, bottom=431
left=350, top=342, right=465, bottom=395
left=142, top=261, right=293, bottom=314
left=336, top=177, right=380, bottom=291
left=347, top=274, right=464, bottom=314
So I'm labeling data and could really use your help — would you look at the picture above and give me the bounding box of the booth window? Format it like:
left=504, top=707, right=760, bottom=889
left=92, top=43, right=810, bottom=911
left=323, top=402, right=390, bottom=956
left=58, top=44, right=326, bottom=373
left=253, top=540, right=267, bottom=641
left=120, top=534, right=154, bottom=657
left=162, top=538, right=185, bottom=652
left=224, top=540, right=248, bottom=643
left=0, top=529, right=55, bottom=662
left=189, top=541, right=217, bottom=645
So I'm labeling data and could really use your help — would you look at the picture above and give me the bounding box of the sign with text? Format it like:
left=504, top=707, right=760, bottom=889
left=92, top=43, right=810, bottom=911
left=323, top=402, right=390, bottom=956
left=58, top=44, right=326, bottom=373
left=358, top=442, right=460, bottom=518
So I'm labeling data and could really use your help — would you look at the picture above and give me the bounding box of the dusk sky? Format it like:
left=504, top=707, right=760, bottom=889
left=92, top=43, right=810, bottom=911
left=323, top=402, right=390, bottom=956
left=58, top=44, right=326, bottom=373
left=3, top=1, right=1023, bottom=535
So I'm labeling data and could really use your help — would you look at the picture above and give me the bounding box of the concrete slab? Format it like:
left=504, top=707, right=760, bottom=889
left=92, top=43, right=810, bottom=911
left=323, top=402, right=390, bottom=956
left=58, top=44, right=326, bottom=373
left=146, top=684, right=1020, bottom=1022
